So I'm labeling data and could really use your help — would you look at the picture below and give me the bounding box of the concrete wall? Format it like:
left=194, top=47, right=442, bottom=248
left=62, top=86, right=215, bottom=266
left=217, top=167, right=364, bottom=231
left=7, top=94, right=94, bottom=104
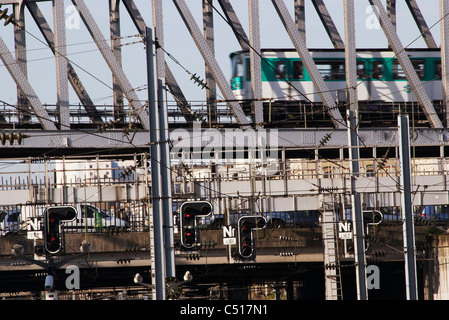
left=425, top=234, right=449, bottom=300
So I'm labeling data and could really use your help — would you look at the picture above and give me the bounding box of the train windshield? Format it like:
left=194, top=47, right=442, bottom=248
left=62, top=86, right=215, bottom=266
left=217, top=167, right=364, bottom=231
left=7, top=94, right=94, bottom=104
left=231, top=54, right=244, bottom=79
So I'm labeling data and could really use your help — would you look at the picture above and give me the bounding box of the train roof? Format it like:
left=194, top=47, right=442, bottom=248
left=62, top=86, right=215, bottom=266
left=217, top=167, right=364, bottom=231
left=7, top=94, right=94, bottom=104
left=230, top=47, right=440, bottom=58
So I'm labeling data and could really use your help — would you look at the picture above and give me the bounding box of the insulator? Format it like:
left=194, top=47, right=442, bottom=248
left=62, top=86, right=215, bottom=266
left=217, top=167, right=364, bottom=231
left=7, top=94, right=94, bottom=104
left=4, top=14, right=15, bottom=26
left=366, top=257, right=379, bottom=265
left=189, top=72, right=207, bottom=89
left=365, top=234, right=379, bottom=244
left=0, top=131, right=5, bottom=145
left=16, top=131, right=22, bottom=145
left=116, top=257, right=132, bottom=264
left=0, top=130, right=25, bottom=145
left=185, top=253, right=200, bottom=260
left=8, top=131, right=14, bottom=145
left=414, top=216, right=430, bottom=226
left=201, top=241, right=215, bottom=248
left=280, top=252, right=294, bottom=257
left=372, top=250, right=385, bottom=257
left=0, top=8, right=8, bottom=20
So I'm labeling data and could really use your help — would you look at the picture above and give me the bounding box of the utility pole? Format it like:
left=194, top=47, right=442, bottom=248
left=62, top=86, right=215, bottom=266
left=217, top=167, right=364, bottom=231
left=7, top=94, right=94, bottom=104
left=398, top=115, right=418, bottom=300
left=347, top=109, right=368, bottom=300
left=147, top=27, right=166, bottom=300
left=156, top=44, right=176, bottom=281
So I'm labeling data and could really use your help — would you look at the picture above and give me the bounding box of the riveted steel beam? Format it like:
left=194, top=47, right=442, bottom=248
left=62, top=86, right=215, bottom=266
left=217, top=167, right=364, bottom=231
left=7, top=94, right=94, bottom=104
left=311, top=0, right=344, bottom=49
left=271, top=0, right=345, bottom=129
left=0, top=36, right=57, bottom=130
left=369, top=0, right=443, bottom=129
left=203, top=0, right=217, bottom=124
left=405, top=0, right=437, bottom=49
left=173, top=0, right=250, bottom=127
left=122, top=0, right=193, bottom=122
left=72, top=0, right=150, bottom=130
left=248, top=0, right=263, bottom=128
left=344, top=0, right=357, bottom=109
left=440, top=0, right=449, bottom=127
left=217, top=0, right=250, bottom=51
left=26, top=2, right=104, bottom=126
left=294, top=0, right=306, bottom=42
left=53, top=0, right=70, bottom=130
left=110, top=0, right=125, bottom=124
left=13, top=3, right=31, bottom=124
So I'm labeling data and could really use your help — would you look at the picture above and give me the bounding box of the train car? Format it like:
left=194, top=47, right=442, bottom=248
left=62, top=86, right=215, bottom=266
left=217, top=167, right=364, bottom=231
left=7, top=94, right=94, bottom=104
left=230, top=48, right=442, bottom=103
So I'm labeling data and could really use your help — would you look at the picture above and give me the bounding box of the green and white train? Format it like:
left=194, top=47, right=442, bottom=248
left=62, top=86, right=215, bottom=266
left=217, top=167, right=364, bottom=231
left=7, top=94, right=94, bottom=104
left=230, top=48, right=442, bottom=103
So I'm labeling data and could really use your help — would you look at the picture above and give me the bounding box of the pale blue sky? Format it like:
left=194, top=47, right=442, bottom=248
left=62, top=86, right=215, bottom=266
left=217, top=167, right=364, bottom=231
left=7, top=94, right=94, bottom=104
left=0, top=0, right=442, bottom=108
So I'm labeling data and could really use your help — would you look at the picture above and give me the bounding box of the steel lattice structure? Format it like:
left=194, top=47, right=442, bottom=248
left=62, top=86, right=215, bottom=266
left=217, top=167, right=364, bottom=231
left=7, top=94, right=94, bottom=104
left=0, top=0, right=447, bottom=156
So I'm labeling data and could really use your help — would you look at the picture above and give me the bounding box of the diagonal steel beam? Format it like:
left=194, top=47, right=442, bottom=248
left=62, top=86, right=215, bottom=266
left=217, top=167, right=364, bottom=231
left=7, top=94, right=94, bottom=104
left=369, top=0, right=443, bottom=129
left=26, top=2, right=104, bottom=125
left=311, top=0, right=344, bottom=49
left=122, top=0, right=193, bottom=122
left=173, top=0, right=250, bottom=127
left=271, top=0, right=345, bottom=129
left=72, top=0, right=150, bottom=130
left=405, top=0, right=437, bottom=49
left=217, top=0, right=250, bottom=51
left=0, top=35, right=57, bottom=130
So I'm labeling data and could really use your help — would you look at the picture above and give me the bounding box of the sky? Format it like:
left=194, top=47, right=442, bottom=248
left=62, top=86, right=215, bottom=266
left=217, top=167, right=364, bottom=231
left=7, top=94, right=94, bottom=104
left=0, top=0, right=443, bottom=110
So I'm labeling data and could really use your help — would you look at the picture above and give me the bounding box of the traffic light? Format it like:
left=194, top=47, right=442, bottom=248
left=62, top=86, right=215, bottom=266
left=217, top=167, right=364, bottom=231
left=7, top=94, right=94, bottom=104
left=44, top=206, right=77, bottom=254
left=238, top=216, right=266, bottom=259
left=180, top=201, right=212, bottom=248
left=363, top=210, right=383, bottom=225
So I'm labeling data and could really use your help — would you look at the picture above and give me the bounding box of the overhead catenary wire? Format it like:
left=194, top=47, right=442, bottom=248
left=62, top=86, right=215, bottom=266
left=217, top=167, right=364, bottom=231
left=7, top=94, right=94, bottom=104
left=0, top=2, right=444, bottom=203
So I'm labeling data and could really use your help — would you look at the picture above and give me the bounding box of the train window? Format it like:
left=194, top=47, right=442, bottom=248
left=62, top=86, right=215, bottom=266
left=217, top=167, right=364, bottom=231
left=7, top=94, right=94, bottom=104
left=357, top=61, right=366, bottom=79
left=393, top=59, right=425, bottom=80
left=372, top=61, right=383, bottom=79
left=434, top=60, right=442, bottom=79
left=413, top=60, right=425, bottom=79
left=315, top=60, right=345, bottom=80
left=275, top=61, right=287, bottom=79
left=292, top=61, right=304, bottom=79
left=392, top=60, right=406, bottom=79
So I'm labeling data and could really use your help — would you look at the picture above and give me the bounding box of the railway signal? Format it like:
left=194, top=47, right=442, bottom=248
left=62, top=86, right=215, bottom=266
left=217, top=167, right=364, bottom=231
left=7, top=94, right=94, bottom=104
left=237, top=216, right=266, bottom=259
left=180, top=201, right=212, bottom=248
left=44, top=206, right=77, bottom=254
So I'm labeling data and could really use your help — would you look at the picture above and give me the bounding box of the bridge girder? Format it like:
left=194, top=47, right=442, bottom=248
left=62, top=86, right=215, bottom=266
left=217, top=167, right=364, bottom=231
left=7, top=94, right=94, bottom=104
left=0, top=0, right=446, bottom=142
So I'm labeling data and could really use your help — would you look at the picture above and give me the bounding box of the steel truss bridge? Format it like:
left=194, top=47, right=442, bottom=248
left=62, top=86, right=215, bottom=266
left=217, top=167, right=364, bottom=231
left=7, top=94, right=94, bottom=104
left=0, top=0, right=449, bottom=300
left=0, top=0, right=446, bottom=153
